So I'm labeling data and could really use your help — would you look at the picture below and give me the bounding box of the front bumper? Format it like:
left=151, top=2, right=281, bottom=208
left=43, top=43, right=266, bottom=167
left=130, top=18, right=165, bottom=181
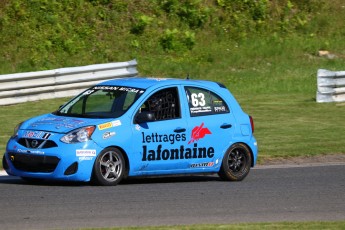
left=3, top=136, right=102, bottom=182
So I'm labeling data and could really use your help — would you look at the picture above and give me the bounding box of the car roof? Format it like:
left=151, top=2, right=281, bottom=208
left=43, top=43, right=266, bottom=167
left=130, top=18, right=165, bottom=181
left=97, top=76, right=226, bottom=90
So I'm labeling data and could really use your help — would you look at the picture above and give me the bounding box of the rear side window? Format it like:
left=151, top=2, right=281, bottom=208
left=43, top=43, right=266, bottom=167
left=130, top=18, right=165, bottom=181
left=185, top=87, right=229, bottom=117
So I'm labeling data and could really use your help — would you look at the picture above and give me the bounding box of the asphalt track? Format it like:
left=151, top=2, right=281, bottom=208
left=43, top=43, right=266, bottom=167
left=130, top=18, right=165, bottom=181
left=0, top=163, right=344, bottom=230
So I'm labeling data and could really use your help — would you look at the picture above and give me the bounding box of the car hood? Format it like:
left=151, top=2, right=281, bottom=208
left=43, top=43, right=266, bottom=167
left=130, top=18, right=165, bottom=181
left=21, top=113, right=102, bottom=133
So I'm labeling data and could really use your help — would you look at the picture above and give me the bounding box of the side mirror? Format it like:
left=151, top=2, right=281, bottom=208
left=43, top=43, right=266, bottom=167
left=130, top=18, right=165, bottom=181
left=135, top=111, right=155, bottom=123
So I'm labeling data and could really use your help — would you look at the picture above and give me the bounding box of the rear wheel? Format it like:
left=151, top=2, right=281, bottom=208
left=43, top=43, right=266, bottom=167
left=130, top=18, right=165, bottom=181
left=91, top=147, right=125, bottom=186
left=218, top=143, right=252, bottom=181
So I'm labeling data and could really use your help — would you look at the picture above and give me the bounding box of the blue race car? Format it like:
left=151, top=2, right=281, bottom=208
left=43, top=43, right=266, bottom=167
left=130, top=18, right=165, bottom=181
left=3, top=77, right=258, bottom=185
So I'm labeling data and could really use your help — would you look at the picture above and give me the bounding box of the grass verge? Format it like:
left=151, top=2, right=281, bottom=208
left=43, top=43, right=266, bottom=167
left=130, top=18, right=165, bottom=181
left=84, top=221, right=345, bottom=230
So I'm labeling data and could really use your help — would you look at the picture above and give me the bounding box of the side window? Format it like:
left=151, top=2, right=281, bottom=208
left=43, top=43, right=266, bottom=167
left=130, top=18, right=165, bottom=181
left=139, top=87, right=180, bottom=121
left=185, top=87, right=229, bottom=117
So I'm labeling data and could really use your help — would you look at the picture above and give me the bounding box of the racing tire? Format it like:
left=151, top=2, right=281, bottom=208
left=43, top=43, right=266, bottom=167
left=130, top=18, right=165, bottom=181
left=91, top=147, right=125, bottom=186
left=218, top=143, right=252, bottom=181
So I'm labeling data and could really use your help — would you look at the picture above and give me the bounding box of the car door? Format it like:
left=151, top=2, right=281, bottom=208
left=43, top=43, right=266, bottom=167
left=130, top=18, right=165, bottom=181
left=183, top=86, right=235, bottom=171
left=130, top=86, right=189, bottom=175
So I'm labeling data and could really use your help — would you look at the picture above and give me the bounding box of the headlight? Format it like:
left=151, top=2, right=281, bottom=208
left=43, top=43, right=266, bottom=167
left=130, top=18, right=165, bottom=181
left=60, top=126, right=95, bottom=144
left=12, top=122, right=23, bottom=138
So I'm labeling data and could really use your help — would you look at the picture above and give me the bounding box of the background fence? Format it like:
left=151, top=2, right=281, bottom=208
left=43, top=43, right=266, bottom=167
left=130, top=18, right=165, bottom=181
left=317, top=69, right=345, bottom=103
left=0, top=59, right=138, bottom=106
left=2, top=65, right=342, bottom=105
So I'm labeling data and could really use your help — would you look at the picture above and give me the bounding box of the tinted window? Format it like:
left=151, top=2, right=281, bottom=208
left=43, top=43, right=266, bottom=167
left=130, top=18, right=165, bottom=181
left=185, top=87, right=229, bottom=117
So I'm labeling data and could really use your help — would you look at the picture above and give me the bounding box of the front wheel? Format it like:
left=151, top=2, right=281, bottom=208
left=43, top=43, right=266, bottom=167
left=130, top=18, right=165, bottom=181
left=218, top=143, right=252, bottom=181
left=91, top=147, right=125, bottom=186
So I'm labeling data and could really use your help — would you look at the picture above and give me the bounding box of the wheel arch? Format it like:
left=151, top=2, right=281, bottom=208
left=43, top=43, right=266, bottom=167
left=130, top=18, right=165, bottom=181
left=225, top=142, right=255, bottom=167
left=238, top=142, right=255, bottom=167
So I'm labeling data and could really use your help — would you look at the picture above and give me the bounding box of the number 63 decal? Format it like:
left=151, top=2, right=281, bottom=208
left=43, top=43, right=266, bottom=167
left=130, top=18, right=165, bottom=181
left=191, top=93, right=206, bottom=107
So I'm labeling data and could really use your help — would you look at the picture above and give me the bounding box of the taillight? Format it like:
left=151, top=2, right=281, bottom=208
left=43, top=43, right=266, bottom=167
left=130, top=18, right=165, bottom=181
left=249, top=116, right=254, bottom=133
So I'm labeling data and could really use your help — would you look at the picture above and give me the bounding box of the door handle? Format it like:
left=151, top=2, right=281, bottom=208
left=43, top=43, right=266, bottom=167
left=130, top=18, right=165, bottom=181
left=174, top=128, right=186, bottom=133
left=220, top=124, right=232, bottom=129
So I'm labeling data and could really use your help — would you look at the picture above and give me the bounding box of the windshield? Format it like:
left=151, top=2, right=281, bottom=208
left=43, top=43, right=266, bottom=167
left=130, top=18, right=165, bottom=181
left=54, top=85, right=145, bottom=118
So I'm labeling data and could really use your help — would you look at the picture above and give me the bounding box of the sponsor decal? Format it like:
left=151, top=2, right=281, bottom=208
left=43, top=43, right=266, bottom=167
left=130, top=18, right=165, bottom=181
left=142, top=132, right=186, bottom=145
left=141, top=132, right=214, bottom=162
left=76, top=149, right=96, bottom=157
left=188, top=122, right=212, bottom=144
left=93, top=86, right=144, bottom=94
left=148, top=77, right=167, bottom=81
left=93, top=86, right=119, bottom=90
left=79, top=156, right=94, bottom=161
left=30, top=117, right=85, bottom=129
left=141, top=129, right=215, bottom=162
left=83, top=90, right=95, bottom=95
left=103, top=131, right=116, bottom=139
left=98, top=122, right=112, bottom=130
left=17, top=149, right=44, bottom=155
left=112, top=120, right=121, bottom=126
left=190, top=106, right=212, bottom=114
left=98, top=120, right=122, bottom=130
left=23, top=131, right=52, bottom=139
left=142, top=143, right=214, bottom=161
left=135, top=124, right=141, bottom=131
left=214, top=106, right=227, bottom=112
left=118, top=87, right=141, bottom=93
left=190, top=162, right=214, bottom=168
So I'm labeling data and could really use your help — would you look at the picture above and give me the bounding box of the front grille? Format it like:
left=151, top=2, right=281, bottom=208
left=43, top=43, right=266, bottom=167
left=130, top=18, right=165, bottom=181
left=18, top=138, right=58, bottom=149
left=9, top=153, right=60, bottom=173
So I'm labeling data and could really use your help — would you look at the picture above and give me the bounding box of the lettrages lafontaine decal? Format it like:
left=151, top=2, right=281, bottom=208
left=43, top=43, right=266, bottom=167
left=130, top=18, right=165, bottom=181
left=141, top=123, right=214, bottom=161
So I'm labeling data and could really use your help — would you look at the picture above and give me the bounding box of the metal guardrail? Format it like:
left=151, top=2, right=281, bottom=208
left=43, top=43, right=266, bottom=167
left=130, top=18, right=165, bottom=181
left=0, top=59, right=138, bottom=105
left=317, top=69, right=345, bottom=103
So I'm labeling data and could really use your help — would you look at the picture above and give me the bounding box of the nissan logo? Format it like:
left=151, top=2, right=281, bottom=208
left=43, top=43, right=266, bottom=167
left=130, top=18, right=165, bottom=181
left=31, top=140, right=39, bottom=148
